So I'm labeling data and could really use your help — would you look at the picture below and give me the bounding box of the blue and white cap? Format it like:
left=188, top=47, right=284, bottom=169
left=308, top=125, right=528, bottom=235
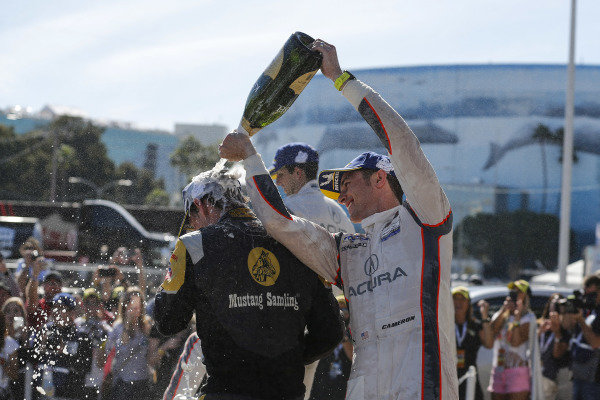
left=269, top=143, right=319, bottom=176
left=318, top=151, right=396, bottom=200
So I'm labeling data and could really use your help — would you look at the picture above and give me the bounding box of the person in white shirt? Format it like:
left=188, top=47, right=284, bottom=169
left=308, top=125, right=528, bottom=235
left=269, top=143, right=355, bottom=235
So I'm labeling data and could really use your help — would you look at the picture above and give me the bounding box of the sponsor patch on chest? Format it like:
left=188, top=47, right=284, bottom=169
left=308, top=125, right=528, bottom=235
left=380, top=212, right=401, bottom=242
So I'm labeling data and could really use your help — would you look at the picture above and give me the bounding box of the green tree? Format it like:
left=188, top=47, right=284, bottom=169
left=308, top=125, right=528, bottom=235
left=0, top=125, right=48, bottom=199
left=1, top=116, right=164, bottom=204
left=113, top=162, right=165, bottom=205
left=455, top=210, right=578, bottom=280
left=170, top=136, right=220, bottom=181
left=145, top=188, right=171, bottom=206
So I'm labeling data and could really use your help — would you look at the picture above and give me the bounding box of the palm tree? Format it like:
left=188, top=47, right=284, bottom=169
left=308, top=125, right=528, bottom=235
left=532, top=124, right=579, bottom=215
left=532, top=124, right=554, bottom=213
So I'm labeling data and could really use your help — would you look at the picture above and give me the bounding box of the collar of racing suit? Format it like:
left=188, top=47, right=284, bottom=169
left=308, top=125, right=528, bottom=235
left=287, top=179, right=319, bottom=199
left=360, top=204, right=402, bottom=233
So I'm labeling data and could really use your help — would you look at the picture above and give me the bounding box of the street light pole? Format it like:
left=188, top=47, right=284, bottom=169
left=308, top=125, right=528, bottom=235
left=49, top=127, right=59, bottom=202
left=68, top=177, right=132, bottom=199
left=558, top=0, right=577, bottom=286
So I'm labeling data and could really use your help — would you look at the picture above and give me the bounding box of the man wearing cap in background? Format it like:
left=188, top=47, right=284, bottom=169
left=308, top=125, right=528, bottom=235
left=26, top=268, right=62, bottom=329
left=75, top=288, right=112, bottom=398
left=269, top=143, right=354, bottom=398
left=32, top=292, right=94, bottom=399
left=270, top=143, right=355, bottom=235
left=220, top=38, right=456, bottom=400
left=154, top=165, right=343, bottom=400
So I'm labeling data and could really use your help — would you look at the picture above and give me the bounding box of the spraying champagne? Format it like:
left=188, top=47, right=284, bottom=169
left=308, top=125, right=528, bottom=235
left=179, top=33, right=321, bottom=237
left=237, top=31, right=322, bottom=136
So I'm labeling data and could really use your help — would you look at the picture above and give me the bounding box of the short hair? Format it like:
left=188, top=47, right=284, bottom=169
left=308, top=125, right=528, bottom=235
left=584, top=274, right=600, bottom=289
left=284, top=162, right=319, bottom=181
left=359, top=169, right=404, bottom=203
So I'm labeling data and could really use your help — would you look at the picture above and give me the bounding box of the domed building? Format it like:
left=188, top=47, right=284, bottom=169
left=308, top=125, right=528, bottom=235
left=254, top=64, right=600, bottom=252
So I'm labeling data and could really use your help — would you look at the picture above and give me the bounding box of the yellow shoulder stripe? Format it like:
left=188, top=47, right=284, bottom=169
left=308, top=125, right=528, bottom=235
left=161, top=240, right=187, bottom=293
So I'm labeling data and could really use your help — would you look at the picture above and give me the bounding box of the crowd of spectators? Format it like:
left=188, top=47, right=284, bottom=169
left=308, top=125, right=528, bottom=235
left=0, top=238, right=194, bottom=400
left=10, top=235, right=600, bottom=400
left=453, top=276, right=600, bottom=400
left=0, top=237, right=353, bottom=400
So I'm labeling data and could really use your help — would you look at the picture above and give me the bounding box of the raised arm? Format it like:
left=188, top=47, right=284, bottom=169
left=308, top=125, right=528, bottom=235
left=220, top=134, right=341, bottom=283
left=313, top=40, right=451, bottom=226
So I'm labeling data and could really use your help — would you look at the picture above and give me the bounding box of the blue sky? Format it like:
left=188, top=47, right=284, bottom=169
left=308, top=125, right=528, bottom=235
left=1, top=0, right=599, bottom=131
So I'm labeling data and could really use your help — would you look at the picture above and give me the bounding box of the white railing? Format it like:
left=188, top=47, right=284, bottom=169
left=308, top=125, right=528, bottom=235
left=458, top=365, right=477, bottom=400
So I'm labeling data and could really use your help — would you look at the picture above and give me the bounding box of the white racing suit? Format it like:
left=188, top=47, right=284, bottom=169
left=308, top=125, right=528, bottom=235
left=284, top=180, right=355, bottom=399
left=241, top=78, right=458, bottom=400
left=163, top=332, right=205, bottom=400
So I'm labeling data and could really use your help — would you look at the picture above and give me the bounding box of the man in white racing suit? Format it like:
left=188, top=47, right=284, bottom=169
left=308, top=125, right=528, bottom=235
left=220, top=39, right=457, bottom=400
left=269, top=142, right=355, bottom=235
left=270, top=142, right=355, bottom=398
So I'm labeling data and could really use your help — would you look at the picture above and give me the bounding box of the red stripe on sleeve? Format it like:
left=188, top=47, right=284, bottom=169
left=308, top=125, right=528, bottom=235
left=252, top=176, right=293, bottom=221
left=420, top=228, right=425, bottom=400
left=364, top=98, right=392, bottom=155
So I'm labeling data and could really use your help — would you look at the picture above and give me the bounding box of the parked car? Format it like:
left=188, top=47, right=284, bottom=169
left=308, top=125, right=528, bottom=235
left=0, top=199, right=175, bottom=265
left=456, top=284, right=574, bottom=400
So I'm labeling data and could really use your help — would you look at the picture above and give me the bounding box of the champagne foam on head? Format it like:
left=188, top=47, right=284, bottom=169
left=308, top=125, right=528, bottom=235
left=182, top=159, right=244, bottom=211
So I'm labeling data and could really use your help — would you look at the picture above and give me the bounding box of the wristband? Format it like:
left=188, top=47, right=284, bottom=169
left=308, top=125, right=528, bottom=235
left=334, top=71, right=355, bottom=91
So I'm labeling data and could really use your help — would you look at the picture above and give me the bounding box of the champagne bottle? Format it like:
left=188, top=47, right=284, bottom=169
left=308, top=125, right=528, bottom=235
left=238, top=32, right=322, bottom=136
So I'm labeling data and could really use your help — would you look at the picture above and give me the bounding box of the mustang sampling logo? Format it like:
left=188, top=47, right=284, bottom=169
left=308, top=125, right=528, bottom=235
left=247, top=247, right=280, bottom=286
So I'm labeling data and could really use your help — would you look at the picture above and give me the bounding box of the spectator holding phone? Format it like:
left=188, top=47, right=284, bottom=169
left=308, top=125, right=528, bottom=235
left=2, top=298, right=29, bottom=400
left=31, top=293, right=93, bottom=399
left=75, top=288, right=112, bottom=398
left=93, top=265, right=123, bottom=314
left=538, top=293, right=571, bottom=400
left=569, top=274, right=600, bottom=400
left=15, top=238, right=45, bottom=299
left=0, top=309, right=18, bottom=400
left=0, top=254, right=19, bottom=299
left=25, top=267, right=62, bottom=329
left=101, top=287, right=157, bottom=400
left=489, top=280, right=536, bottom=400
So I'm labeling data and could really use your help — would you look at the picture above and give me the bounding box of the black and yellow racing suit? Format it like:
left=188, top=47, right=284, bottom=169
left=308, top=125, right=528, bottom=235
left=154, top=207, right=343, bottom=400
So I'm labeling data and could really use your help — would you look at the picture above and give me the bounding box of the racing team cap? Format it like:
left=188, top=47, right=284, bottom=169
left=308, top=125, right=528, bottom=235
left=318, top=151, right=396, bottom=200
left=83, top=288, right=100, bottom=301
left=269, top=143, right=319, bottom=176
left=451, top=286, right=470, bottom=300
left=52, top=293, right=77, bottom=310
left=508, top=279, right=531, bottom=295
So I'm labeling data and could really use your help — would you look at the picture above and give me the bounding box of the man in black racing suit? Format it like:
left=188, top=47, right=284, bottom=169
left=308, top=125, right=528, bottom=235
left=154, top=166, right=343, bottom=400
